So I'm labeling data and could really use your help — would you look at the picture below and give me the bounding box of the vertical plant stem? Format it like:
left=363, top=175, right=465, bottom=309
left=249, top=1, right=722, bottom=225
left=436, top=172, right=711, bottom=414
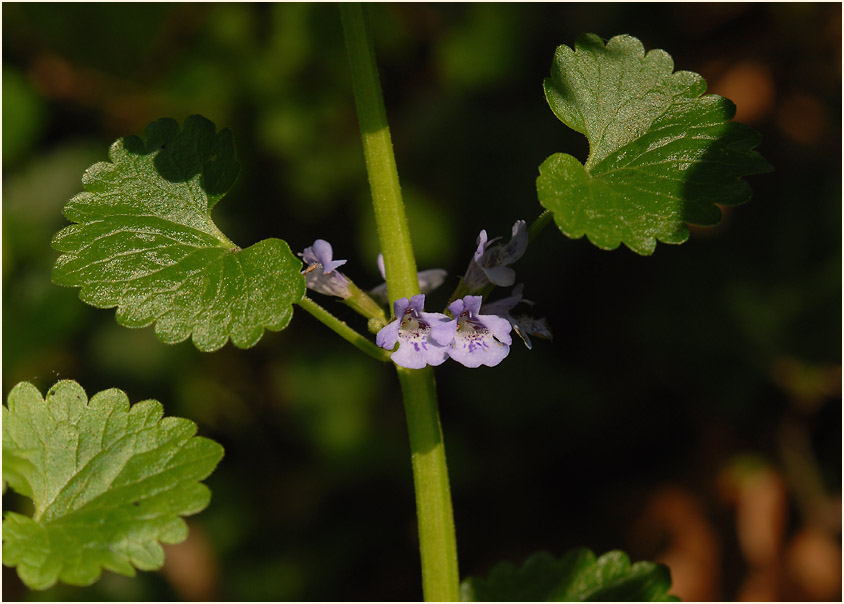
left=398, top=366, right=461, bottom=602
left=340, top=2, right=419, bottom=303
left=341, top=4, right=460, bottom=601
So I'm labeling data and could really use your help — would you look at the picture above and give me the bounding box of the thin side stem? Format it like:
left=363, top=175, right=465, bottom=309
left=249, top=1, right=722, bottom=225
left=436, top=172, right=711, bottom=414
left=529, top=209, right=554, bottom=244
left=297, top=296, right=391, bottom=362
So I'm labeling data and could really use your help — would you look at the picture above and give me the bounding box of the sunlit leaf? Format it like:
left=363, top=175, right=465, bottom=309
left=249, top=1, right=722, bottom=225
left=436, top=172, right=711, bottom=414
left=538, top=33, right=772, bottom=255
left=2, top=380, right=224, bottom=590
left=52, top=115, right=305, bottom=352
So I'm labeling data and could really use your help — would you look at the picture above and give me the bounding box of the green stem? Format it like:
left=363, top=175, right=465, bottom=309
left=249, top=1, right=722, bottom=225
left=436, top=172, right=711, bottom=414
left=398, top=367, right=461, bottom=602
left=297, top=296, right=390, bottom=362
left=340, top=2, right=419, bottom=303
left=341, top=4, right=460, bottom=601
left=529, top=209, right=553, bottom=243
left=342, top=281, right=388, bottom=332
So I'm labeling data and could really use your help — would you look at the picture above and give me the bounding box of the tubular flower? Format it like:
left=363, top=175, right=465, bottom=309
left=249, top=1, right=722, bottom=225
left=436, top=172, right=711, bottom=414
left=369, top=254, right=448, bottom=304
left=376, top=295, right=456, bottom=369
left=481, top=284, right=553, bottom=350
left=299, top=239, right=351, bottom=299
left=447, top=295, right=512, bottom=368
left=461, top=219, right=528, bottom=292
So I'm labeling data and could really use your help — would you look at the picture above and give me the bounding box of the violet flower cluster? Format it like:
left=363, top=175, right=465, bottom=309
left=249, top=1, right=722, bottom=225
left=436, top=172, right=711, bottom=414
left=376, top=293, right=512, bottom=369
left=299, top=220, right=551, bottom=370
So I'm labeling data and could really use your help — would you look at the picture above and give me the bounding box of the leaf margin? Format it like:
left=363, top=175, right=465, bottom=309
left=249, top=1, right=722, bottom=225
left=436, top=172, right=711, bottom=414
left=2, top=379, right=225, bottom=590
left=51, top=114, right=306, bottom=351
left=460, top=547, right=679, bottom=602
left=538, top=32, right=773, bottom=255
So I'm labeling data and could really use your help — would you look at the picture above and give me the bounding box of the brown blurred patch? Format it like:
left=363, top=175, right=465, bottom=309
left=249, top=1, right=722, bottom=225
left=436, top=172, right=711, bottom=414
left=162, top=523, right=219, bottom=601
left=27, top=52, right=160, bottom=135
left=30, top=53, right=109, bottom=105
left=631, top=486, right=721, bottom=602
left=736, top=468, right=788, bottom=568
left=783, top=525, right=843, bottom=601
left=775, top=93, right=829, bottom=146
left=709, top=61, right=776, bottom=125
left=737, top=567, right=781, bottom=602
left=718, top=453, right=842, bottom=602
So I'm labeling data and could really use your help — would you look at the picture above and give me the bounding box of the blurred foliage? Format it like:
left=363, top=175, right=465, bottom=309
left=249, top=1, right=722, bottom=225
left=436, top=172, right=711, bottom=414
left=2, top=3, right=840, bottom=601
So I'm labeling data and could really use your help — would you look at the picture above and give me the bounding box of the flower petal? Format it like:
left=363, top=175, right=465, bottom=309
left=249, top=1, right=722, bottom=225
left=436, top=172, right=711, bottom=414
left=309, top=239, right=347, bottom=274
left=481, top=264, right=515, bottom=287
left=446, top=295, right=512, bottom=367
left=375, top=320, right=400, bottom=350
left=417, top=269, right=448, bottom=293
left=473, top=230, right=490, bottom=263
left=377, top=253, right=387, bottom=280
left=391, top=342, right=430, bottom=369
left=392, top=296, right=411, bottom=319
left=370, top=265, right=448, bottom=304
left=425, top=313, right=457, bottom=346
left=448, top=329, right=510, bottom=368
left=500, top=220, right=528, bottom=265
left=300, top=239, right=351, bottom=298
left=480, top=283, right=524, bottom=316
left=379, top=295, right=453, bottom=369
left=484, top=314, right=513, bottom=345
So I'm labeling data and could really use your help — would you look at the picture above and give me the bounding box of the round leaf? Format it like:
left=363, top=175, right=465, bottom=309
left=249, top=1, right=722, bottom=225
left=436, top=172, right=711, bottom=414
left=52, top=115, right=306, bottom=351
left=538, top=34, right=772, bottom=255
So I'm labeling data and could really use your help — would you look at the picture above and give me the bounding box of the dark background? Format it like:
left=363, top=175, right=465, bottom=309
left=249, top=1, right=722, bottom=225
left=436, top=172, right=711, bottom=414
left=3, top=3, right=841, bottom=601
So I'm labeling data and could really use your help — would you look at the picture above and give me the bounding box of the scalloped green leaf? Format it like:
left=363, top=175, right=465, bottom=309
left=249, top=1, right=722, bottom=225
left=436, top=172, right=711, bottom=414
left=538, top=33, right=772, bottom=255
left=1, top=380, right=224, bottom=590
left=52, top=115, right=306, bottom=352
left=461, top=548, right=678, bottom=602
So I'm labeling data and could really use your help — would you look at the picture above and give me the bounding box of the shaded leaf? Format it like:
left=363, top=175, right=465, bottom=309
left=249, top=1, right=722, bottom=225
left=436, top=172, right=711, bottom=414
left=52, top=115, right=305, bottom=351
left=461, top=548, right=678, bottom=601
left=2, top=380, right=224, bottom=590
left=2, top=445, right=37, bottom=498
left=538, top=33, right=772, bottom=255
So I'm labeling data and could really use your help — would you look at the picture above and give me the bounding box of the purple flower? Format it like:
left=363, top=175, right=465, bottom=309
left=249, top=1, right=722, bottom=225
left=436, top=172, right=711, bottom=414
left=369, top=254, right=448, bottom=304
left=481, top=284, right=553, bottom=350
left=376, top=294, right=456, bottom=369
left=447, top=295, right=512, bottom=368
left=299, top=239, right=351, bottom=299
left=462, top=220, right=528, bottom=292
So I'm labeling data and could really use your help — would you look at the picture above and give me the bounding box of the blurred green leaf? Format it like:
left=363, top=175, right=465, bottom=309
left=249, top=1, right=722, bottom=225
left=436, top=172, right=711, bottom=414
left=2, top=67, right=46, bottom=166
left=277, top=353, right=381, bottom=464
left=2, top=380, right=224, bottom=590
left=537, top=33, right=772, bottom=255
left=435, top=4, right=524, bottom=90
left=461, top=548, right=678, bottom=602
left=51, top=115, right=306, bottom=351
left=3, top=143, right=104, bottom=264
